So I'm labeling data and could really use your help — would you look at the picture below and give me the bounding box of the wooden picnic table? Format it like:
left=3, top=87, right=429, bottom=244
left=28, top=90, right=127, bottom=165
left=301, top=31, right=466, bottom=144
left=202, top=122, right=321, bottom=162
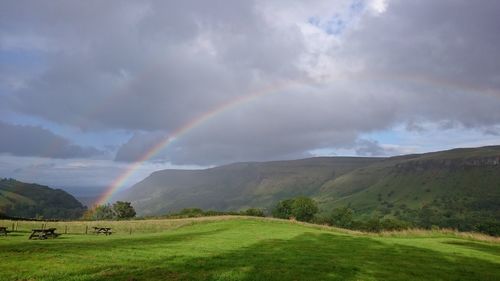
left=29, top=228, right=60, bottom=240
left=93, top=227, right=112, bottom=235
left=0, top=226, right=10, bottom=236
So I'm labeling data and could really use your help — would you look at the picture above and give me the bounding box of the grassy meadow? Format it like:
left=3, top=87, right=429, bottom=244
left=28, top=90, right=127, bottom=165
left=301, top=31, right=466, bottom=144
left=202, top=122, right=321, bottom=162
left=0, top=216, right=499, bottom=281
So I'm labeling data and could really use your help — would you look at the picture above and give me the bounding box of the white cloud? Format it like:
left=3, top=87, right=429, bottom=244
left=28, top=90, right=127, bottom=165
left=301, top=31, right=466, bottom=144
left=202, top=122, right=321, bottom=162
left=369, top=0, right=388, bottom=14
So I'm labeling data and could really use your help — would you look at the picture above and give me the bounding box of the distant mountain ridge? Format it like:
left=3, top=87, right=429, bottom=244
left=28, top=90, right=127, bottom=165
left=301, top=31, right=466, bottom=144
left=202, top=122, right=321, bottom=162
left=120, top=157, right=382, bottom=216
left=120, top=146, right=500, bottom=232
left=0, top=178, right=86, bottom=219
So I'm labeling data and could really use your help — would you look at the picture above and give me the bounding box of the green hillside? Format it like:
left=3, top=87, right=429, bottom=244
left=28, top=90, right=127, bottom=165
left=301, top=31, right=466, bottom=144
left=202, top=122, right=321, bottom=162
left=0, top=217, right=498, bottom=281
left=120, top=157, right=381, bottom=215
left=0, top=178, right=86, bottom=219
left=120, top=145, right=500, bottom=233
left=318, top=146, right=500, bottom=232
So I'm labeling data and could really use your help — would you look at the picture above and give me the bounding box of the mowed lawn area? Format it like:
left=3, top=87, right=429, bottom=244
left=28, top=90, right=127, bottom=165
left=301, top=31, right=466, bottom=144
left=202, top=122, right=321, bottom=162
left=0, top=217, right=499, bottom=281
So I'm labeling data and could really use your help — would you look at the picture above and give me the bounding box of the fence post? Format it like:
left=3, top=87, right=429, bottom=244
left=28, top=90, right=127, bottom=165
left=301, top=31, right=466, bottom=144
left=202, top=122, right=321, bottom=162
left=11, top=222, right=14, bottom=231
left=85, top=225, right=88, bottom=235
left=129, top=227, right=132, bottom=235
left=65, top=225, right=68, bottom=234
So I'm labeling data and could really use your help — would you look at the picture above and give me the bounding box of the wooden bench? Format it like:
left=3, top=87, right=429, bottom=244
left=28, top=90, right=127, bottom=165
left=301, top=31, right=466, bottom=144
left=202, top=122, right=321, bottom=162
left=0, top=226, right=10, bottom=236
left=93, top=227, right=112, bottom=235
left=29, top=228, right=60, bottom=240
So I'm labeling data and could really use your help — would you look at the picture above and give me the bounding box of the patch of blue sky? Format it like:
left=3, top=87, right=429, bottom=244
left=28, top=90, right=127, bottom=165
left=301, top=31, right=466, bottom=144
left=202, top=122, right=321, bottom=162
left=0, top=49, right=48, bottom=97
left=361, top=123, right=500, bottom=155
left=0, top=48, right=46, bottom=67
left=325, top=16, right=347, bottom=35
left=308, top=127, right=408, bottom=157
left=307, top=0, right=367, bottom=36
left=307, top=16, right=321, bottom=27
left=308, top=15, right=347, bottom=35
left=309, top=147, right=358, bottom=157
left=0, top=82, right=9, bottom=97
left=359, top=129, right=401, bottom=144
left=348, top=0, right=366, bottom=16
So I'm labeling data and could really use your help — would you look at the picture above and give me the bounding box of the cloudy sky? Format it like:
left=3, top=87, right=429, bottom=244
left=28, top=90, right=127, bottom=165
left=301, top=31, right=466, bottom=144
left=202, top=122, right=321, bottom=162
left=1, top=0, right=500, bottom=195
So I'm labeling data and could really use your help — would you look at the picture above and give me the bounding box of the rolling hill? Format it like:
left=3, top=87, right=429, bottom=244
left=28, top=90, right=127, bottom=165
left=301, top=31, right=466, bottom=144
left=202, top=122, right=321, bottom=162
left=318, top=146, right=500, bottom=231
left=119, top=157, right=382, bottom=216
left=0, top=178, right=86, bottom=219
left=120, top=145, right=500, bottom=232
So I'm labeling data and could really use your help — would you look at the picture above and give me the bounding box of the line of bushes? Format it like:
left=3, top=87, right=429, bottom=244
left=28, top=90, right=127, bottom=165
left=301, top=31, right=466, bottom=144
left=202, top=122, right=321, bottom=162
left=82, top=197, right=498, bottom=236
left=271, top=196, right=499, bottom=235
left=146, top=207, right=266, bottom=220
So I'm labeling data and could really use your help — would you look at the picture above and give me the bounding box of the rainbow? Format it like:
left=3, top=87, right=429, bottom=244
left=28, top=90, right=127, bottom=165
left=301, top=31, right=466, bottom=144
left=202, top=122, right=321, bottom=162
left=94, top=74, right=499, bottom=206
left=93, top=79, right=303, bottom=206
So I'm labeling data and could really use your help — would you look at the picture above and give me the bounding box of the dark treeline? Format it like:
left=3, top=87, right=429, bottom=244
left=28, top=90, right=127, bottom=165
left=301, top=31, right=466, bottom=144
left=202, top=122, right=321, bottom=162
left=272, top=196, right=500, bottom=236
left=146, top=207, right=265, bottom=219
left=5, top=190, right=496, bottom=236
left=0, top=212, right=60, bottom=221
left=136, top=196, right=498, bottom=236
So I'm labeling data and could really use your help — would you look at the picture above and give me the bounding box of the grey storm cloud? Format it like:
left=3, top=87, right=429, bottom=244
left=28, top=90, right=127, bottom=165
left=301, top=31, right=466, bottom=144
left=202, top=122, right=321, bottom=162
left=1, top=0, right=305, bottom=131
left=114, top=131, right=167, bottom=162
left=2, top=0, right=500, bottom=165
left=0, top=121, right=101, bottom=159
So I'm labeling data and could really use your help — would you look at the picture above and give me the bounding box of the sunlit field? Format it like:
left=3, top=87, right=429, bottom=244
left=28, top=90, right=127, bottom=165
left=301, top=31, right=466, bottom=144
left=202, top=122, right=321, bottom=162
left=1, top=217, right=499, bottom=281
left=0, top=216, right=239, bottom=235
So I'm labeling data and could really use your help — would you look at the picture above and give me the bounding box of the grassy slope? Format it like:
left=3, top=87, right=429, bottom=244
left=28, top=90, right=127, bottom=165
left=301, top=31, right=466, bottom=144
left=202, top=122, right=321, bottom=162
left=0, top=189, right=35, bottom=206
left=318, top=146, right=500, bottom=218
left=0, top=179, right=86, bottom=219
left=122, top=157, right=381, bottom=215
left=0, top=217, right=499, bottom=281
left=122, top=145, right=500, bottom=221
left=319, top=164, right=500, bottom=210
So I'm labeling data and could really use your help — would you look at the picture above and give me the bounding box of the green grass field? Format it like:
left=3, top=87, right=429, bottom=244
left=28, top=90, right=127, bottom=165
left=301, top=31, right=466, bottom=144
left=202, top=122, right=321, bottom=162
left=1, top=217, right=499, bottom=281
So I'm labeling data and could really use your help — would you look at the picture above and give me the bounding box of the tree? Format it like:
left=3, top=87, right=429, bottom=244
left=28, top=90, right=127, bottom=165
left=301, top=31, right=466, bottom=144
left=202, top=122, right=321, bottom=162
left=272, top=199, right=294, bottom=219
left=291, top=196, right=318, bottom=222
left=418, top=206, right=438, bottom=228
left=272, top=197, right=319, bottom=222
left=329, top=207, right=353, bottom=228
left=475, top=221, right=500, bottom=237
left=112, top=201, right=136, bottom=219
left=85, top=204, right=115, bottom=220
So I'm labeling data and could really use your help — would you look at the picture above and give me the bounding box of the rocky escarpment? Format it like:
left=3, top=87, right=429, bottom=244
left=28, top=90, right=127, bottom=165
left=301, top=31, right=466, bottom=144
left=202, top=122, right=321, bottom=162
left=394, top=156, right=500, bottom=172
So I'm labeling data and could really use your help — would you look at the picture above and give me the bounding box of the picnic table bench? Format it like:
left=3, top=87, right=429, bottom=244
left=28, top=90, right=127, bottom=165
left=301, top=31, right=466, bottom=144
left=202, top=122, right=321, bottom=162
left=0, top=226, right=11, bottom=236
left=93, top=227, right=112, bottom=235
left=29, top=228, right=60, bottom=240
